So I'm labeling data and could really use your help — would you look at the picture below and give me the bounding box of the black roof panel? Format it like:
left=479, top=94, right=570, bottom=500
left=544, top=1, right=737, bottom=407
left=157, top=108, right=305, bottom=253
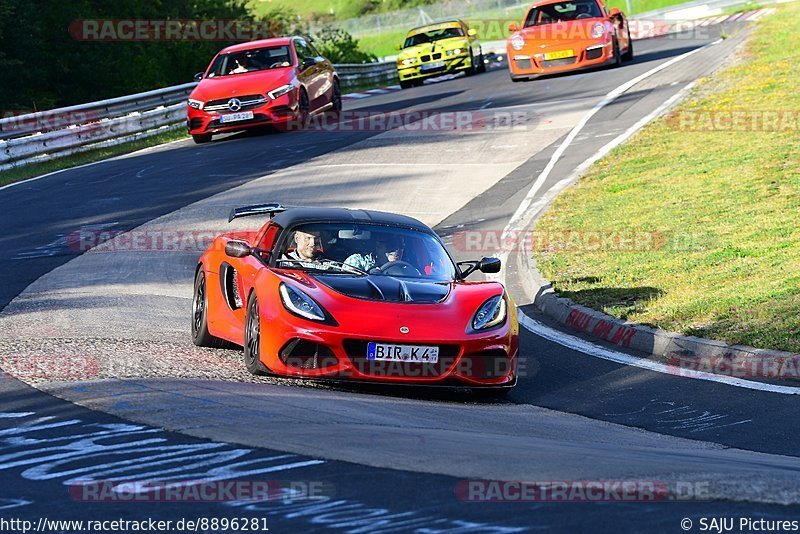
left=270, top=207, right=433, bottom=233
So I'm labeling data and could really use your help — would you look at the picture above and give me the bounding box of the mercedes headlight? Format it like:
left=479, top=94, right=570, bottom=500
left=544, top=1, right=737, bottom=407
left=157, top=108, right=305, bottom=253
left=279, top=283, right=327, bottom=322
left=187, top=98, right=204, bottom=110
left=591, top=23, right=606, bottom=39
left=268, top=84, right=295, bottom=100
left=472, top=295, right=507, bottom=331
left=510, top=34, right=525, bottom=51
left=446, top=48, right=464, bottom=56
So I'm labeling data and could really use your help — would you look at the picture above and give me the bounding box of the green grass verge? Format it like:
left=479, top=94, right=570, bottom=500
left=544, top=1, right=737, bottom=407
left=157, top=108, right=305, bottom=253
left=0, top=129, right=189, bottom=188
left=532, top=3, right=800, bottom=353
left=249, top=0, right=719, bottom=59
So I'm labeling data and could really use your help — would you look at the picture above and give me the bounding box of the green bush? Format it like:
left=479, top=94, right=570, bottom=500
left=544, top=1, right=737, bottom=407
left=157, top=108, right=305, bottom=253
left=312, top=27, right=377, bottom=64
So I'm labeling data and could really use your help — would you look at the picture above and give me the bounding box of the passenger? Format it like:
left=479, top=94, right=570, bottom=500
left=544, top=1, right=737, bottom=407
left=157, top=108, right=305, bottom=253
left=344, top=235, right=404, bottom=271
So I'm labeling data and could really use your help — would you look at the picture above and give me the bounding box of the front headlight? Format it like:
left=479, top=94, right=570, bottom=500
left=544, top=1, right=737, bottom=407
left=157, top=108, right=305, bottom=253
left=510, top=34, right=525, bottom=51
left=268, top=84, right=295, bottom=100
left=446, top=48, right=464, bottom=56
left=399, top=57, right=417, bottom=66
left=591, top=23, right=606, bottom=39
left=472, top=295, right=507, bottom=331
left=279, top=283, right=327, bottom=322
left=187, top=98, right=204, bottom=110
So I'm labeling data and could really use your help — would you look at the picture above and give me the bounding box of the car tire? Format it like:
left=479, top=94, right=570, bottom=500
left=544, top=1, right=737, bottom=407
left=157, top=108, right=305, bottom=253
left=622, top=29, right=634, bottom=61
left=243, top=292, right=269, bottom=376
left=192, top=269, right=230, bottom=348
left=476, top=52, right=487, bottom=73
left=297, top=87, right=310, bottom=128
left=612, top=37, right=622, bottom=68
left=400, top=80, right=413, bottom=89
left=465, top=51, right=477, bottom=76
left=192, top=134, right=212, bottom=144
left=328, top=79, right=342, bottom=118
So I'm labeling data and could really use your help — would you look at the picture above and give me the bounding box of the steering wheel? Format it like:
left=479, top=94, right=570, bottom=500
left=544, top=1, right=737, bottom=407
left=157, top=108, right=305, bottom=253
left=575, top=13, right=592, bottom=18
left=377, top=261, right=421, bottom=277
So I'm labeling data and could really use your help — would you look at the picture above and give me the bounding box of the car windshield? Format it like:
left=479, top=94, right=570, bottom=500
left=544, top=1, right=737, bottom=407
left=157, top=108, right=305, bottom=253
left=404, top=26, right=464, bottom=48
left=524, top=0, right=603, bottom=26
left=275, top=223, right=457, bottom=281
left=206, top=46, right=293, bottom=78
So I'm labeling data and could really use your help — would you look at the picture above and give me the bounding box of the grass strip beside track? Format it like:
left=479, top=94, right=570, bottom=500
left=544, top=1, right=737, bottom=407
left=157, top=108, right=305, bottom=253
left=532, top=3, right=800, bottom=353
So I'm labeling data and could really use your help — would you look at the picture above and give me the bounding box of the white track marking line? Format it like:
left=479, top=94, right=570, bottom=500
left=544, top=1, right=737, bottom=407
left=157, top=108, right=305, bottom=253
left=491, top=37, right=800, bottom=394
left=519, top=313, right=800, bottom=395
left=498, top=42, right=713, bottom=264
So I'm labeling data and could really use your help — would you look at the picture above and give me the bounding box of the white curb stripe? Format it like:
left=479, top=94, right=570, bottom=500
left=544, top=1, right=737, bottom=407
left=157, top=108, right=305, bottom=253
left=518, top=313, right=800, bottom=395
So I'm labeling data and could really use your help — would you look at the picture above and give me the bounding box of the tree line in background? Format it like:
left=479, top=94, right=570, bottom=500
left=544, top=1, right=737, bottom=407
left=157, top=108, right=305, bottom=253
left=0, top=0, right=375, bottom=111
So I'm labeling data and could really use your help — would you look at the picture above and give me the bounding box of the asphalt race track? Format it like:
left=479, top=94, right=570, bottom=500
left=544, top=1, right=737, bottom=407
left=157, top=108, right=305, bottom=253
left=1, top=21, right=799, bottom=532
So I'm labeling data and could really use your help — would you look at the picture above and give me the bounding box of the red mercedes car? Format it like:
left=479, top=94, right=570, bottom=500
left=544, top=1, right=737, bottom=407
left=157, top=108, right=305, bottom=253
left=186, top=37, right=341, bottom=143
left=507, top=0, right=633, bottom=81
left=192, top=204, right=519, bottom=395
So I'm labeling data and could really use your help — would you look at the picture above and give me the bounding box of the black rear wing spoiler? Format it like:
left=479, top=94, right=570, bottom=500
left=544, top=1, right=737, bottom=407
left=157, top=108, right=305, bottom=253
left=228, top=203, right=292, bottom=222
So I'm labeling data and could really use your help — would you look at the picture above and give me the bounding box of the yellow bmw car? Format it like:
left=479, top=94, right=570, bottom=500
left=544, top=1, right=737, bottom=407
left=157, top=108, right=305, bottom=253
left=396, top=19, right=485, bottom=88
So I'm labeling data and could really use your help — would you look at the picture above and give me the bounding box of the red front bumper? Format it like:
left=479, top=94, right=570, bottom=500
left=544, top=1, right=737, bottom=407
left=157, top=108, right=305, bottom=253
left=186, top=92, right=298, bottom=135
left=258, top=301, right=520, bottom=388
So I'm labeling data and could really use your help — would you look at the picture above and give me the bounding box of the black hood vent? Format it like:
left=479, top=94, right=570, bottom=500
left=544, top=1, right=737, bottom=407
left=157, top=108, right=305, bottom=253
left=314, top=275, right=450, bottom=304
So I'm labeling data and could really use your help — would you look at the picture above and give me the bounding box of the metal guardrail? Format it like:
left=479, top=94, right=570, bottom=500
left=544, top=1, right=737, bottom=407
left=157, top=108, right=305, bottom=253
left=336, top=62, right=398, bottom=92
left=0, top=83, right=197, bottom=141
left=0, top=64, right=397, bottom=171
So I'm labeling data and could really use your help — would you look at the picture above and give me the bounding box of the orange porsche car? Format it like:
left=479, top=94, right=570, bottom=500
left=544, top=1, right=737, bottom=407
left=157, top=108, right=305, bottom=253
left=507, top=0, right=633, bottom=81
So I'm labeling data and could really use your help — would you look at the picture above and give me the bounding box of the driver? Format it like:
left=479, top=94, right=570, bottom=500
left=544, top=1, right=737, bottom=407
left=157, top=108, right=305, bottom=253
left=283, top=230, right=322, bottom=261
left=230, top=57, right=249, bottom=74
left=344, top=235, right=404, bottom=272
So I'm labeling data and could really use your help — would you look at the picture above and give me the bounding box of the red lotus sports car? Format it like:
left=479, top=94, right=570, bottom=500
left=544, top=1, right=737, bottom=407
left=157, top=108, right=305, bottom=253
left=186, top=36, right=341, bottom=144
left=192, top=204, right=519, bottom=394
left=507, top=0, right=633, bottom=81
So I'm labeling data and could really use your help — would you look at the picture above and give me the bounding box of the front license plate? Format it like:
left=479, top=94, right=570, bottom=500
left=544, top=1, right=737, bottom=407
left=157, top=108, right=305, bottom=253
left=421, top=61, right=446, bottom=71
left=544, top=49, right=575, bottom=60
left=367, top=343, right=440, bottom=363
left=219, top=111, right=254, bottom=123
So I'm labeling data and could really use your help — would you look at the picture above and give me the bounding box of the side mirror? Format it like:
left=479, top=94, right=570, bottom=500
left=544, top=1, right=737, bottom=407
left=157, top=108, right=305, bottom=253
left=609, top=8, right=622, bottom=17
left=458, top=257, right=502, bottom=278
left=479, top=257, right=501, bottom=274
left=193, top=72, right=204, bottom=82
left=508, top=23, right=520, bottom=32
left=394, top=44, right=402, bottom=51
left=302, top=57, right=317, bottom=69
left=468, top=28, right=478, bottom=36
left=225, top=240, right=251, bottom=258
